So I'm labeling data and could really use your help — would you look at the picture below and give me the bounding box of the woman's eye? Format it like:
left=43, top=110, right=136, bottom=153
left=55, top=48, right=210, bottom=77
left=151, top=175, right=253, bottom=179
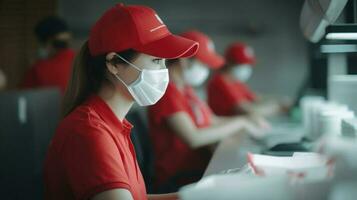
left=152, top=58, right=162, bottom=64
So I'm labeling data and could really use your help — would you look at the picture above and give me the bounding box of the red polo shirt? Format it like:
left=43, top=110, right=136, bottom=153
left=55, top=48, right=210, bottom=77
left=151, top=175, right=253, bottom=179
left=207, top=73, right=256, bottom=116
left=44, top=95, right=147, bottom=200
left=22, top=48, right=75, bottom=94
left=148, top=82, right=212, bottom=188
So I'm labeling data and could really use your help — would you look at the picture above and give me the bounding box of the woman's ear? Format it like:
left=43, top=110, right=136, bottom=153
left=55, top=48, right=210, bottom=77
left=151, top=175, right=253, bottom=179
left=106, top=52, right=121, bottom=75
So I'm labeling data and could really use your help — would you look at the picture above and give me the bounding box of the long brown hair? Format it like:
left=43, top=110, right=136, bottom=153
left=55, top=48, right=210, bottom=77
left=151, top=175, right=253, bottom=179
left=61, top=41, right=137, bottom=118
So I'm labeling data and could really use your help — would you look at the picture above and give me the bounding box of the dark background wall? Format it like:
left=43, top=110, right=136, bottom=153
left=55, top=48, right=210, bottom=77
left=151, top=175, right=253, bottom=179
left=0, top=0, right=57, bottom=89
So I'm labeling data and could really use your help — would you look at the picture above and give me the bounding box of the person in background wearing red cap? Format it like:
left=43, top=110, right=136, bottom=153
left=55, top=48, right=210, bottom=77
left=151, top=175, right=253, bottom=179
left=207, top=42, right=287, bottom=117
left=148, top=30, right=266, bottom=193
left=44, top=4, right=200, bottom=200
left=21, top=16, right=75, bottom=94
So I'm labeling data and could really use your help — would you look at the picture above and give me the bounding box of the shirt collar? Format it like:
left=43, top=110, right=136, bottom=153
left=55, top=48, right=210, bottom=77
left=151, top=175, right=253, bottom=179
left=85, top=95, right=133, bottom=135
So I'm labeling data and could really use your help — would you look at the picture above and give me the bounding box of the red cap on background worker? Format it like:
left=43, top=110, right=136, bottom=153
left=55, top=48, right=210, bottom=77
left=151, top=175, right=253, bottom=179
left=225, top=42, right=256, bottom=82
left=180, top=30, right=225, bottom=86
left=207, top=42, right=284, bottom=120
left=207, top=42, right=258, bottom=116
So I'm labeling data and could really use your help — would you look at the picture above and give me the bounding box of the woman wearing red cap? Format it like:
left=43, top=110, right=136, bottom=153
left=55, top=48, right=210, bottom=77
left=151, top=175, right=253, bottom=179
left=207, top=42, right=286, bottom=117
left=148, top=31, right=266, bottom=192
left=44, top=4, right=201, bottom=200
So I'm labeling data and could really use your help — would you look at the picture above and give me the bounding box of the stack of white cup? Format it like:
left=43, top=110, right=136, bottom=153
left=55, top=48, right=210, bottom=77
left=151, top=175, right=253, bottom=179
left=301, top=96, right=325, bottom=140
left=318, top=104, right=354, bottom=136
left=301, top=96, right=354, bottom=140
left=341, top=118, right=357, bottom=138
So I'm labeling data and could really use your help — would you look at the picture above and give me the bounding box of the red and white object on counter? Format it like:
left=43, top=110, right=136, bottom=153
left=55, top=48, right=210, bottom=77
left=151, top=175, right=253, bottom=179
left=247, top=152, right=335, bottom=182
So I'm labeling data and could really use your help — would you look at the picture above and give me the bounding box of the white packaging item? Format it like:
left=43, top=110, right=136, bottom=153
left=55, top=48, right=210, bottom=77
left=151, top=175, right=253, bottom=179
left=318, top=108, right=354, bottom=136
left=300, top=96, right=325, bottom=139
left=247, top=152, right=333, bottom=182
left=341, top=118, right=357, bottom=138
left=317, top=135, right=357, bottom=169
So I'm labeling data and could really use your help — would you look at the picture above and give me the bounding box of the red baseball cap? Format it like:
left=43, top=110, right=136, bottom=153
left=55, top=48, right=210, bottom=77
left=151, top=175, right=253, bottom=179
left=225, top=42, right=256, bottom=65
left=88, top=3, right=199, bottom=59
left=180, top=30, right=225, bottom=69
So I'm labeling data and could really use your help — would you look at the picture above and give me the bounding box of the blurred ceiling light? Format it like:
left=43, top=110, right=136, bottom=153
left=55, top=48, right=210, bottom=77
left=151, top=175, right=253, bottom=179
left=325, top=25, right=357, bottom=40
left=326, top=33, right=357, bottom=40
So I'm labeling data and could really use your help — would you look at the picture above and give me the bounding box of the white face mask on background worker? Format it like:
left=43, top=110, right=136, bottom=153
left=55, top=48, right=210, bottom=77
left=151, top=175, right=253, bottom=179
left=183, top=59, right=210, bottom=86
left=232, top=64, right=253, bottom=82
left=180, top=31, right=225, bottom=86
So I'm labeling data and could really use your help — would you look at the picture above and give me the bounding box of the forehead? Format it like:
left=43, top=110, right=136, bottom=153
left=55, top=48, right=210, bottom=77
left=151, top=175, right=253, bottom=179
left=131, top=53, right=164, bottom=66
left=136, top=53, right=161, bottom=60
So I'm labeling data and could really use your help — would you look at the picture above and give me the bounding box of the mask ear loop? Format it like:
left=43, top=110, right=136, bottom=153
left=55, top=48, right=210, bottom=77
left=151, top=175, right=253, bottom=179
left=113, top=73, right=130, bottom=87
left=156, top=58, right=167, bottom=70
left=106, top=54, right=142, bottom=87
left=114, top=54, right=142, bottom=72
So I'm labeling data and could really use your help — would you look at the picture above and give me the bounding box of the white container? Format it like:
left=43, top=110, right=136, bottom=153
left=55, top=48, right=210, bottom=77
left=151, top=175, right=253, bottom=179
left=329, top=75, right=357, bottom=114
left=319, top=111, right=354, bottom=136
left=300, top=96, right=325, bottom=140
left=341, top=118, right=357, bottom=138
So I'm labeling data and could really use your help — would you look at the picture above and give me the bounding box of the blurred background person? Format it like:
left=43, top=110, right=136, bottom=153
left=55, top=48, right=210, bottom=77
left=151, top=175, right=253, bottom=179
left=21, top=16, right=75, bottom=94
left=0, top=69, right=7, bottom=91
left=207, top=42, right=290, bottom=117
left=148, top=30, right=266, bottom=193
left=182, top=33, right=271, bottom=128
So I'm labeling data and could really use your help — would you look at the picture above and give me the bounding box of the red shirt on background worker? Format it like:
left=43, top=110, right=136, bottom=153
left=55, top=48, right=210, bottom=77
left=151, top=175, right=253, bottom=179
left=148, top=31, right=266, bottom=193
left=21, top=16, right=75, bottom=94
left=44, top=3, right=200, bottom=200
left=207, top=42, right=285, bottom=117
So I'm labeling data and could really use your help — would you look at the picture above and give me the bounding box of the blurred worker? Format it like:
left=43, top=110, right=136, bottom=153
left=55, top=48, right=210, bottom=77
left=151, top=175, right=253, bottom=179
left=0, top=69, right=7, bottom=91
left=148, top=30, right=266, bottom=192
left=21, top=16, right=75, bottom=94
left=207, top=42, right=288, bottom=117
left=44, top=4, right=200, bottom=200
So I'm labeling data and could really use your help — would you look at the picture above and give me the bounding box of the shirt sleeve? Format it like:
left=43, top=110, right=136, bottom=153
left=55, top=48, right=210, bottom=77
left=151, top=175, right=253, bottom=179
left=208, top=76, right=244, bottom=114
left=61, top=123, right=132, bottom=200
left=243, top=86, right=257, bottom=102
left=149, top=83, right=186, bottom=124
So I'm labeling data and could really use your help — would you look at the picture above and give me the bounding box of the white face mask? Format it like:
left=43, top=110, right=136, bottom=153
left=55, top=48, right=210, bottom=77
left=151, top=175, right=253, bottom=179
left=114, top=54, right=169, bottom=106
left=232, top=64, right=253, bottom=82
left=183, top=60, right=210, bottom=86
left=37, top=47, right=49, bottom=59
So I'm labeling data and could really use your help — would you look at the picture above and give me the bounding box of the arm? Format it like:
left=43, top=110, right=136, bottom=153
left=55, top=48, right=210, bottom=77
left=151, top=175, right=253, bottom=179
left=237, top=93, right=293, bottom=117
left=91, top=189, right=133, bottom=200
left=236, top=101, right=281, bottom=117
left=92, top=189, right=179, bottom=200
left=166, top=112, right=249, bottom=149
